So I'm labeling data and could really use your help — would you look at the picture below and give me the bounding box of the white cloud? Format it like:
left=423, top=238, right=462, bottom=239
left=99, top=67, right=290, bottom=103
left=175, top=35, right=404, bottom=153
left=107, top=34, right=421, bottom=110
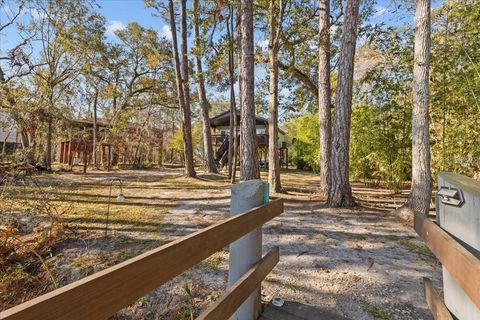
left=161, top=25, right=172, bottom=41
left=256, top=39, right=269, bottom=51
left=373, top=6, right=388, bottom=17
left=308, top=38, right=318, bottom=51
left=106, top=20, right=126, bottom=37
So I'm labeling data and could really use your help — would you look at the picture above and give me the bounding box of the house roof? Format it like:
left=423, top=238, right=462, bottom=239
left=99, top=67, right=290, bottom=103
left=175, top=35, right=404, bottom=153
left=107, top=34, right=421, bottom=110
left=210, top=109, right=285, bottom=134
left=210, top=109, right=267, bottom=127
left=69, top=118, right=110, bottom=128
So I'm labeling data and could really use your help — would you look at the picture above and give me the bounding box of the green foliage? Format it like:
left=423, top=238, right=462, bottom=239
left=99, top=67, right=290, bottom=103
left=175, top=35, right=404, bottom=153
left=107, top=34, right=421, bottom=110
left=285, top=0, right=480, bottom=189
left=354, top=0, right=480, bottom=185
left=365, top=305, right=393, bottom=320
left=286, top=113, right=319, bottom=171
left=168, top=125, right=203, bottom=162
left=429, top=0, right=480, bottom=178
left=350, top=102, right=411, bottom=191
left=398, top=239, right=431, bottom=256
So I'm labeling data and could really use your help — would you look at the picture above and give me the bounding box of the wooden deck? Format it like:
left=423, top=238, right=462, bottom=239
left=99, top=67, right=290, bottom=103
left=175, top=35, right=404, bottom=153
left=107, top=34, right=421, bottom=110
left=260, top=301, right=349, bottom=320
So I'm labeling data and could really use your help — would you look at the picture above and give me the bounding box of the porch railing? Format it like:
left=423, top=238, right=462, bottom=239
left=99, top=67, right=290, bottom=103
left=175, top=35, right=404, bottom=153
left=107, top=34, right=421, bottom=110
left=212, top=134, right=269, bottom=146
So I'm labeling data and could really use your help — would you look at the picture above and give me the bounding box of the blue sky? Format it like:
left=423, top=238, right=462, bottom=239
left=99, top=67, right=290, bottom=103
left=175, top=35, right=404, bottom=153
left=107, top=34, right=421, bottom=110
left=99, top=1, right=170, bottom=39
left=1, top=0, right=441, bottom=89
left=97, top=0, right=418, bottom=42
left=1, top=0, right=426, bottom=49
left=0, top=0, right=442, bottom=117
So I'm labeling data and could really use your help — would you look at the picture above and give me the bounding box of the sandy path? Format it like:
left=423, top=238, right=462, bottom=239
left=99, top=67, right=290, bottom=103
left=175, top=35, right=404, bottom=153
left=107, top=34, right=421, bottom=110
left=118, top=181, right=441, bottom=319
left=261, top=202, right=440, bottom=319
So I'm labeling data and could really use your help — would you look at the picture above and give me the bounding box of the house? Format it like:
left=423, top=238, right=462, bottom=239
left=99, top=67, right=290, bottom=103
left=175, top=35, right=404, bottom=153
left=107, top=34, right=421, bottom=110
left=209, top=109, right=288, bottom=169
left=0, top=112, right=20, bottom=156
left=59, top=118, right=163, bottom=169
left=58, top=118, right=110, bottom=167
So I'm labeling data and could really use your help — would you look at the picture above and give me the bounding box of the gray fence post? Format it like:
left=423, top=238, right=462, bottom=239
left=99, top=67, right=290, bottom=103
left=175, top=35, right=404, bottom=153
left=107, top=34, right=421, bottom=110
left=437, top=172, right=480, bottom=320
left=228, top=179, right=264, bottom=320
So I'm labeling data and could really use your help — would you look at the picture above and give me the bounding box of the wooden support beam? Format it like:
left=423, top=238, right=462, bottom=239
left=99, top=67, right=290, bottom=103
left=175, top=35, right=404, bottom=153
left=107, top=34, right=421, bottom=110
left=415, top=213, right=480, bottom=309
left=423, top=277, right=453, bottom=320
left=0, top=200, right=284, bottom=320
left=197, top=247, right=279, bottom=320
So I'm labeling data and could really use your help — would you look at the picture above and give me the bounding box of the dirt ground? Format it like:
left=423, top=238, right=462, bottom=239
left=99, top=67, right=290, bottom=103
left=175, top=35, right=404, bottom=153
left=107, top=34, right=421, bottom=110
left=0, top=167, right=441, bottom=319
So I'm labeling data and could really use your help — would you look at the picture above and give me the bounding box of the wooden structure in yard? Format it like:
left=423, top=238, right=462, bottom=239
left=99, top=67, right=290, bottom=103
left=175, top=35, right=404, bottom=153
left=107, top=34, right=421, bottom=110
left=0, top=112, right=20, bottom=155
left=0, top=200, right=286, bottom=320
left=59, top=118, right=110, bottom=167
left=59, top=118, right=163, bottom=169
left=416, top=213, right=480, bottom=319
left=415, top=173, right=480, bottom=319
left=210, top=109, right=289, bottom=169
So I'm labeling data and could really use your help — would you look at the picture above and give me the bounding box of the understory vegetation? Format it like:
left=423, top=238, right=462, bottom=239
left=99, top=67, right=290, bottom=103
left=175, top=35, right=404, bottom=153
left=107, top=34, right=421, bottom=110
left=286, top=0, right=480, bottom=189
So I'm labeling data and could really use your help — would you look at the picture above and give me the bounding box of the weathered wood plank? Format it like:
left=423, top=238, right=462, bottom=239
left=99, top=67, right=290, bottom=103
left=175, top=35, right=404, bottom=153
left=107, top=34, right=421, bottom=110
left=414, top=213, right=480, bottom=309
left=0, top=199, right=284, bottom=320
left=423, top=277, right=453, bottom=320
left=197, top=247, right=279, bottom=320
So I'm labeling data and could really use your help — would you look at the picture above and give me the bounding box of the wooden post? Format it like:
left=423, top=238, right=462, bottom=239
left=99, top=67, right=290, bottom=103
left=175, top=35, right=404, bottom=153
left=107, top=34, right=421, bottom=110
left=107, top=145, right=111, bottom=172
left=100, top=145, right=104, bottom=169
left=286, top=148, right=288, bottom=169
left=423, top=277, right=453, bottom=320
left=67, top=136, right=73, bottom=166
left=228, top=180, right=264, bottom=320
left=60, top=142, right=64, bottom=163
left=83, top=142, right=87, bottom=174
left=159, top=135, right=164, bottom=166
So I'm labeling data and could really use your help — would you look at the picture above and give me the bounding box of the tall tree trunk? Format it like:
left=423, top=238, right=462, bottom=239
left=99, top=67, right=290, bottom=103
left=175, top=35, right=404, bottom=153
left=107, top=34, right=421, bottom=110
left=193, top=0, right=218, bottom=174
left=231, top=5, right=241, bottom=184
left=318, top=0, right=331, bottom=197
left=228, top=86, right=234, bottom=178
left=43, top=88, right=54, bottom=169
left=239, top=0, right=260, bottom=180
left=82, top=129, right=87, bottom=174
left=169, top=0, right=196, bottom=177
left=45, top=107, right=53, bottom=170
left=92, top=89, right=98, bottom=169
left=227, top=6, right=237, bottom=181
left=0, top=66, right=5, bottom=84
left=268, top=0, right=282, bottom=193
left=327, top=0, right=360, bottom=207
left=180, top=0, right=196, bottom=177
left=399, top=0, right=432, bottom=218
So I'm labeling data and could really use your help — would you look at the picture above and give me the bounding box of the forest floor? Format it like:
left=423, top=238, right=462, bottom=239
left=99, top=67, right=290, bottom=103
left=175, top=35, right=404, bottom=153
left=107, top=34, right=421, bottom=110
left=0, top=167, right=441, bottom=320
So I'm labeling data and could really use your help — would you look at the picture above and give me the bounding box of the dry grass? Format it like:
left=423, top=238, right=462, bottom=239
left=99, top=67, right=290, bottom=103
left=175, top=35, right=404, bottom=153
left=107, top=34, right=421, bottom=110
left=0, top=169, right=181, bottom=310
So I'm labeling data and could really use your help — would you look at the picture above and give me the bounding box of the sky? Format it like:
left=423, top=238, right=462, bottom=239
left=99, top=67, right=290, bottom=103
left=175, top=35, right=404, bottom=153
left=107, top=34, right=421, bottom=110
left=1, top=0, right=441, bottom=100
left=1, top=0, right=425, bottom=50
left=99, top=0, right=170, bottom=39
left=97, top=0, right=418, bottom=43
left=93, top=0, right=420, bottom=92
left=0, top=0, right=443, bottom=120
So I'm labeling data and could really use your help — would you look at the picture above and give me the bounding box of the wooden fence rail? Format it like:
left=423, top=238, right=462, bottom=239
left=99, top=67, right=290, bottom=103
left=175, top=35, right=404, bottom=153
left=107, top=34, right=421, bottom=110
left=0, top=199, right=284, bottom=320
left=197, top=247, right=279, bottom=320
left=414, top=213, right=480, bottom=310
left=423, top=277, right=453, bottom=320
